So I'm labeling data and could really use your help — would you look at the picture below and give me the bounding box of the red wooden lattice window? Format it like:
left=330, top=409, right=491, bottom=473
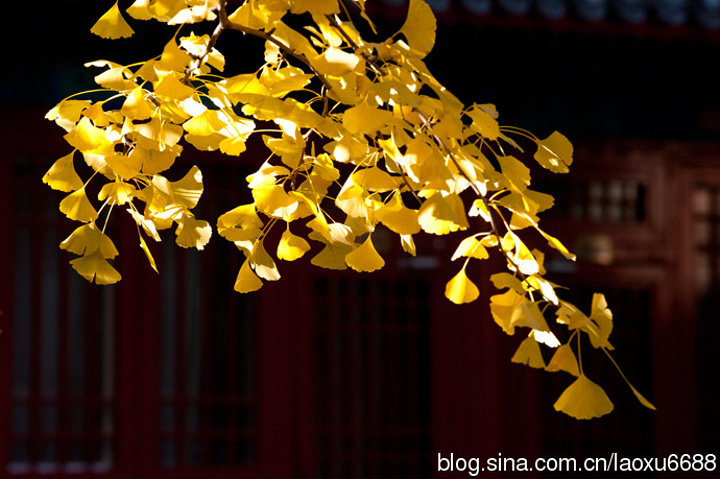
left=311, top=276, right=432, bottom=479
left=688, top=180, right=720, bottom=452
left=5, top=151, right=118, bottom=473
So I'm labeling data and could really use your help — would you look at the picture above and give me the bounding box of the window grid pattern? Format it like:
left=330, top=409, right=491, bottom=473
left=156, top=161, right=257, bottom=468
left=691, top=184, right=720, bottom=451
left=313, top=277, right=432, bottom=479
left=9, top=155, right=115, bottom=473
left=539, top=177, right=646, bottom=223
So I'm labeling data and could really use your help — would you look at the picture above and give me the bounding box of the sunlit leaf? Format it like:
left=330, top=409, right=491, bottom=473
left=138, top=234, right=159, bottom=273
left=61, top=222, right=119, bottom=258
left=277, top=228, right=311, bottom=261
left=532, top=329, right=561, bottom=348
left=235, top=259, right=264, bottom=293
left=418, top=193, right=469, bottom=235
left=343, top=102, right=394, bottom=135
left=175, top=215, right=212, bottom=250
left=98, top=181, right=136, bottom=205
left=289, top=0, right=339, bottom=16
left=490, top=272, right=523, bottom=293
left=91, top=1, right=135, bottom=39
left=64, top=117, right=109, bottom=153
left=253, top=184, right=299, bottom=218
left=444, top=267, right=479, bottom=305
left=535, top=131, right=573, bottom=173
left=154, top=71, right=195, bottom=101
left=59, top=187, right=98, bottom=223
left=106, top=153, right=142, bottom=180
left=497, top=155, right=531, bottom=193
left=490, top=288, right=524, bottom=335
left=250, top=241, right=281, bottom=281
left=311, top=242, right=351, bottom=270
left=467, top=104, right=500, bottom=140
left=511, top=335, right=545, bottom=369
left=375, top=193, right=421, bottom=235
left=345, top=235, right=385, bottom=272
left=121, top=87, right=154, bottom=120
left=451, top=236, right=489, bottom=261
left=43, top=153, right=84, bottom=192
left=554, top=375, right=614, bottom=420
left=70, top=250, right=122, bottom=285
left=218, top=203, right=263, bottom=231
left=398, top=0, right=436, bottom=58
left=400, top=234, right=416, bottom=256
left=169, top=165, right=204, bottom=209
left=510, top=299, right=550, bottom=332
left=546, top=343, right=580, bottom=376
left=127, top=207, right=161, bottom=241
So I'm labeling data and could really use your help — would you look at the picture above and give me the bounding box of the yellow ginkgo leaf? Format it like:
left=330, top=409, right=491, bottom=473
left=218, top=203, right=263, bottom=231
left=290, top=0, right=339, bottom=16
left=536, top=227, right=576, bottom=261
left=490, top=288, right=525, bottom=335
left=311, top=47, right=361, bottom=77
left=126, top=0, right=153, bottom=20
left=234, top=260, right=264, bottom=293
left=351, top=167, right=398, bottom=192
left=510, top=298, right=550, bottom=332
left=105, top=153, right=142, bottom=180
left=175, top=215, right=212, bottom=250
left=253, top=184, right=299, bottom=218
left=70, top=250, right=122, bottom=285
left=59, top=187, right=98, bottom=223
left=511, top=335, right=546, bottom=369
left=132, top=117, right=184, bottom=150
left=451, top=236, right=489, bottom=261
left=531, top=329, right=561, bottom=348
left=444, top=267, right=480, bottom=305
left=418, top=193, right=469, bottom=235
left=98, top=181, right=136, bottom=206
left=628, top=383, right=656, bottom=411
left=138, top=234, right=159, bottom=273
left=345, top=236, right=385, bottom=273
left=169, top=166, right=204, bottom=209
left=121, top=87, right=154, bottom=120
left=250, top=241, right=281, bottom=281
left=546, top=343, right=580, bottom=376
left=91, top=2, right=135, bottom=39
left=64, top=117, right=109, bottom=153
left=535, top=131, right=573, bottom=173
left=467, top=105, right=500, bottom=140
left=61, top=222, right=119, bottom=258
left=127, top=207, right=161, bottom=241
left=277, top=229, right=311, bottom=261
left=398, top=0, right=436, bottom=58
left=343, top=102, right=394, bottom=135
left=311, top=243, right=351, bottom=270
left=336, top=182, right=369, bottom=219
left=490, top=272, right=524, bottom=293
left=590, top=293, right=613, bottom=336
left=400, top=234, right=416, bottom=256
left=43, top=153, right=84, bottom=192
left=219, top=136, right=247, bottom=156
left=375, top=194, right=421, bottom=235
left=154, top=71, right=194, bottom=101
left=554, top=374, right=614, bottom=420
left=497, top=155, right=531, bottom=193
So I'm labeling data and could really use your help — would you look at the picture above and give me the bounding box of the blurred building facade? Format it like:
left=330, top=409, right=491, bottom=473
left=1, top=1, right=720, bottom=478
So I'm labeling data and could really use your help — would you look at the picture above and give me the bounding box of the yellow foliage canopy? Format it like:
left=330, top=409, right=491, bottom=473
left=45, top=0, right=654, bottom=420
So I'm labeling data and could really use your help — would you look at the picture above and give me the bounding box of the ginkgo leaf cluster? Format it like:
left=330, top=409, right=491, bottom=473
left=44, top=0, right=654, bottom=419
